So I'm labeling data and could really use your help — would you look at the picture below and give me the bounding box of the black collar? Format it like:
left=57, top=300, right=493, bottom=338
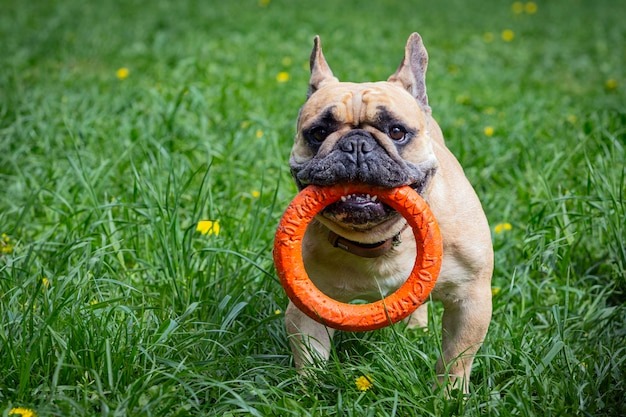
left=327, top=227, right=405, bottom=258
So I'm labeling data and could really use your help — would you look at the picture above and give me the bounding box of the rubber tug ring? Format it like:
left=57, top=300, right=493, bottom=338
left=273, top=184, right=443, bottom=332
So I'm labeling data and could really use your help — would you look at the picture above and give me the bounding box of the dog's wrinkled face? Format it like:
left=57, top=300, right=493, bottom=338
left=290, top=35, right=438, bottom=238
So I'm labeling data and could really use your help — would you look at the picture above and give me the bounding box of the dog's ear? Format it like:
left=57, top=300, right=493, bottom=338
left=308, top=35, right=339, bottom=98
left=388, top=33, right=430, bottom=113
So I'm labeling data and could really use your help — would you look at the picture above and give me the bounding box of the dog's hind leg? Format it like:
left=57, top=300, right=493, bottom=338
left=436, top=282, right=492, bottom=394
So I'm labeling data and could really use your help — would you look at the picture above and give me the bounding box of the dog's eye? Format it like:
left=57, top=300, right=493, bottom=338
left=389, top=125, right=407, bottom=141
left=308, top=126, right=329, bottom=143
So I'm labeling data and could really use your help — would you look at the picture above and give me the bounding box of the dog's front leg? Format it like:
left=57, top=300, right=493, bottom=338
left=436, top=283, right=492, bottom=393
left=285, top=301, right=335, bottom=369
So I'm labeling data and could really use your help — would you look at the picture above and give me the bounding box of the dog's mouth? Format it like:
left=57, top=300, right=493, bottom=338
left=322, top=192, right=398, bottom=229
left=319, top=182, right=425, bottom=230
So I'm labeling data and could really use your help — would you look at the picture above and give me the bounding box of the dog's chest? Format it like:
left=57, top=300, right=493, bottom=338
left=302, top=232, right=416, bottom=303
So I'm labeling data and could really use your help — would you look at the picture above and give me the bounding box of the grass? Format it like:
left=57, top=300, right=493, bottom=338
left=1, top=0, right=624, bottom=415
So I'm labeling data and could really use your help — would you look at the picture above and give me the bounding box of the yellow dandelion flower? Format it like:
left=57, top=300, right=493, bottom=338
left=605, top=78, right=618, bottom=91
left=259, top=0, right=270, bottom=6
left=484, top=126, right=495, bottom=137
left=502, top=30, right=515, bottom=42
left=494, top=222, right=513, bottom=234
left=355, top=375, right=373, bottom=392
left=115, top=67, right=130, bottom=80
left=483, top=32, right=495, bottom=43
left=492, top=287, right=501, bottom=296
left=512, top=2, right=524, bottom=14
left=9, top=407, right=37, bottom=417
left=256, top=129, right=264, bottom=139
left=196, top=220, right=220, bottom=236
left=1, top=234, right=13, bottom=254
left=251, top=190, right=261, bottom=198
left=274, top=309, right=282, bottom=315
left=525, top=2, right=538, bottom=14
left=276, top=71, right=290, bottom=83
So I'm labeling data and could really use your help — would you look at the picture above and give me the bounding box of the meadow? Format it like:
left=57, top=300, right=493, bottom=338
left=1, top=0, right=624, bottom=415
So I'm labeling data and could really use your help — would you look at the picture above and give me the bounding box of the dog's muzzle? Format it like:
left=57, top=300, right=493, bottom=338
left=291, top=129, right=437, bottom=228
left=294, top=129, right=413, bottom=188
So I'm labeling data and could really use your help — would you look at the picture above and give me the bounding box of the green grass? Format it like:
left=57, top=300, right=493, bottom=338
left=1, top=0, right=624, bottom=415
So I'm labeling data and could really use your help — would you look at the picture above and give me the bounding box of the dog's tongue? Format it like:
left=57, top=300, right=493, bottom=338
left=322, top=193, right=395, bottom=226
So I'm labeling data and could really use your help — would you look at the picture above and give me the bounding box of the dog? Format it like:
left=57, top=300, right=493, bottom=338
left=285, top=33, right=493, bottom=393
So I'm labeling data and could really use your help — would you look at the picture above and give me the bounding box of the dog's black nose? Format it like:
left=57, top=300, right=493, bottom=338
left=338, top=130, right=376, bottom=163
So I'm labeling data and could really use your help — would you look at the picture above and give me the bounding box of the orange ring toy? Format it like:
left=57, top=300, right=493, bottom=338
left=273, top=184, right=443, bottom=332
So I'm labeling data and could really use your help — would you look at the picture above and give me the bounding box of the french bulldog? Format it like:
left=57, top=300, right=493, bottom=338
left=285, top=33, right=493, bottom=393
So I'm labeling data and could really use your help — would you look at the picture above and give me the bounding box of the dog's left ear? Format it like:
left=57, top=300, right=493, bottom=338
left=388, top=33, right=431, bottom=114
left=308, top=35, right=339, bottom=98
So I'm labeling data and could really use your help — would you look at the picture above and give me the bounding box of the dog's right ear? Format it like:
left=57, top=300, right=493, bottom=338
left=308, top=36, right=339, bottom=98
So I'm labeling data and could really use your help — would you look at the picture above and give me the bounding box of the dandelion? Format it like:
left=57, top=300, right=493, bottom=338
left=494, top=222, right=513, bottom=234
left=196, top=220, right=220, bottom=236
left=492, top=287, right=501, bottom=296
left=251, top=190, right=261, bottom=198
left=42, top=277, right=50, bottom=288
left=9, top=408, right=37, bottom=417
left=512, top=2, right=524, bottom=14
left=274, top=309, right=282, bottom=315
left=2, top=243, right=14, bottom=254
left=1, top=233, right=13, bottom=254
left=276, top=71, right=290, bottom=83
left=115, top=67, right=130, bottom=80
left=355, top=375, right=373, bottom=392
left=605, top=78, right=618, bottom=92
left=513, top=2, right=536, bottom=15
left=501, top=29, right=515, bottom=42
left=259, top=0, right=270, bottom=6
left=525, top=2, right=538, bottom=14
left=256, top=129, right=264, bottom=139
left=483, top=126, right=495, bottom=137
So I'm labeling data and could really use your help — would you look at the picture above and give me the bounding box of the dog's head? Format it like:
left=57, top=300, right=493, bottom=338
left=290, top=33, right=438, bottom=241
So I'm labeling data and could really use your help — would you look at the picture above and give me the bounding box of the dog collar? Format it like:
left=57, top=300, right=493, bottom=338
left=327, top=228, right=404, bottom=258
